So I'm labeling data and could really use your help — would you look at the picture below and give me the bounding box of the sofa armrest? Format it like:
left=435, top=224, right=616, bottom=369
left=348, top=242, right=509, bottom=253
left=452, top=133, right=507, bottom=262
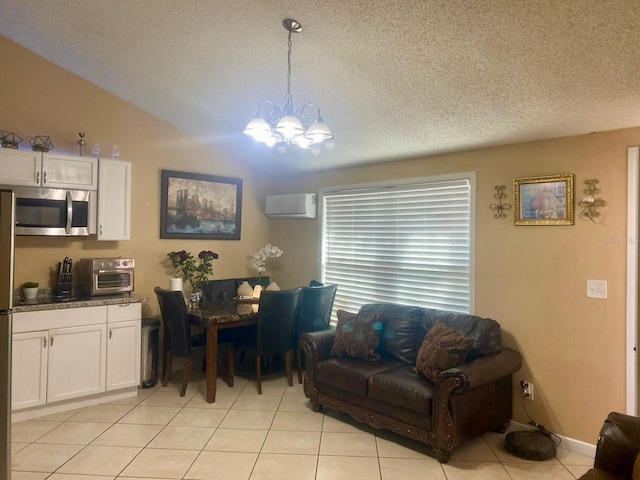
left=300, top=329, right=336, bottom=399
left=592, top=411, right=640, bottom=476
left=440, top=347, right=523, bottom=392
left=301, top=329, right=336, bottom=362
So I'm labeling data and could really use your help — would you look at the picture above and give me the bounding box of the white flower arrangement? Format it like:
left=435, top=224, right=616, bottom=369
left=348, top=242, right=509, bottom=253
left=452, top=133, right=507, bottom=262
left=246, top=243, right=284, bottom=277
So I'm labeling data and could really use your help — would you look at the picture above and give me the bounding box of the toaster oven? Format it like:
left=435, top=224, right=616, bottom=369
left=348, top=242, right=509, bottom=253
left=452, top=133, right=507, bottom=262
left=76, top=258, right=134, bottom=296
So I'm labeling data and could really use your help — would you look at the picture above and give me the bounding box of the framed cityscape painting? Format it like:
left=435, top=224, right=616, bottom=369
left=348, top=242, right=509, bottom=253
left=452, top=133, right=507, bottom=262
left=513, top=174, right=574, bottom=226
left=160, top=170, right=242, bottom=240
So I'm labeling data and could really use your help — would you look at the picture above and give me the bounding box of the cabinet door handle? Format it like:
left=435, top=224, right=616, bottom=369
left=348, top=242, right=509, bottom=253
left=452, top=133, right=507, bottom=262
left=36, top=171, right=40, bottom=184
left=118, top=304, right=130, bottom=307
left=109, top=328, right=112, bottom=339
left=100, top=225, right=103, bottom=236
left=43, top=336, right=47, bottom=348
left=50, top=334, right=54, bottom=346
left=43, top=171, right=47, bottom=184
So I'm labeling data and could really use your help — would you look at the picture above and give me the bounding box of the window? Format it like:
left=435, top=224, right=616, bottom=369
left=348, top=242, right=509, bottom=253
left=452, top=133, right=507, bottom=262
left=321, top=173, right=475, bottom=317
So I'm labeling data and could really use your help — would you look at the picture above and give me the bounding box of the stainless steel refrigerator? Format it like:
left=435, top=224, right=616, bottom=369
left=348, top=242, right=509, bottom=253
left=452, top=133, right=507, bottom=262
left=0, top=189, right=14, bottom=479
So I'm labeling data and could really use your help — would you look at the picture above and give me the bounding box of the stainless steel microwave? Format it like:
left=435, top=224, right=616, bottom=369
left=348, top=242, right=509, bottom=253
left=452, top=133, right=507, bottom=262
left=12, top=187, right=96, bottom=236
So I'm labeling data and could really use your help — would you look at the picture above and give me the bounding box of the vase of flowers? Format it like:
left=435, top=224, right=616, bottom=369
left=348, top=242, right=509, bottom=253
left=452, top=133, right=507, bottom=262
left=167, top=250, right=219, bottom=309
left=246, top=243, right=284, bottom=292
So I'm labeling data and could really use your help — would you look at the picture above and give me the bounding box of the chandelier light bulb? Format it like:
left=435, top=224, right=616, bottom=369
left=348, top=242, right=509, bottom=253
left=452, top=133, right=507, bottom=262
left=292, top=134, right=314, bottom=149
left=275, top=115, right=304, bottom=140
left=305, top=120, right=333, bottom=143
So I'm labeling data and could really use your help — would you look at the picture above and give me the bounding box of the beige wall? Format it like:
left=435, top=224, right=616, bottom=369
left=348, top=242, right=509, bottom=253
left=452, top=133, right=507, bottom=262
left=3, top=34, right=640, bottom=446
left=0, top=36, right=272, bottom=319
left=263, top=128, right=640, bottom=444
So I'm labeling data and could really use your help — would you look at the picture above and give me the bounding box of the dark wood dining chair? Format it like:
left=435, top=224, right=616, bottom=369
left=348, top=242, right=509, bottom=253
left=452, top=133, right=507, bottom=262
left=254, top=288, right=302, bottom=394
left=154, top=286, right=235, bottom=396
left=295, top=284, right=338, bottom=383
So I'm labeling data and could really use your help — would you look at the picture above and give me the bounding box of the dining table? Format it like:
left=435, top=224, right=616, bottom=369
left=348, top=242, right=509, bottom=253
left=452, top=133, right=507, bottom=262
left=188, top=300, right=258, bottom=403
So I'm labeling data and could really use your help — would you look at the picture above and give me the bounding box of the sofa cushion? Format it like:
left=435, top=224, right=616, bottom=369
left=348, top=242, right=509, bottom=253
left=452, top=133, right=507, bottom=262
left=413, top=322, right=474, bottom=382
left=368, top=365, right=435, bottom=416
left=331, top=309, right=383, bottom=361
left=423, top=308, right=502, bottom=361
left=318, top=357, right=405, bottom=396
left=358, top=303, right=425, bottom=364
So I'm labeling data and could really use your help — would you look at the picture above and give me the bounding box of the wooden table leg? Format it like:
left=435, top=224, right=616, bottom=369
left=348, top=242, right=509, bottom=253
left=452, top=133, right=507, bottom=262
left=206, top=324, right=218, bottom=403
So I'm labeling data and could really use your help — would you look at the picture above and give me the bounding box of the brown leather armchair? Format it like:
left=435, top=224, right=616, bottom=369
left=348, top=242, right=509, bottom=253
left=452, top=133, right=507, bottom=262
left=579, top=412, right=640, bottom=479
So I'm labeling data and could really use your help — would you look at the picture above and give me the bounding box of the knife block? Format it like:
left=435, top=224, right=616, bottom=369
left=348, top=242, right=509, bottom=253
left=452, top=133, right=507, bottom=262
left=54, top=263, right=73, bottom=298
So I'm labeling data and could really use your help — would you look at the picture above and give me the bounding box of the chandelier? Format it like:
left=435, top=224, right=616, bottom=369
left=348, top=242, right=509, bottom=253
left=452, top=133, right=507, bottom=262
left=243, top=19, right=333, bottom=151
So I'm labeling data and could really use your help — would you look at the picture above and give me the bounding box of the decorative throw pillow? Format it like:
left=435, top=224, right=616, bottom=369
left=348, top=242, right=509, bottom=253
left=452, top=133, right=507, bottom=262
left=331, top=309, right=382, bottom=361
left=413, top=322, right=474, bottom=382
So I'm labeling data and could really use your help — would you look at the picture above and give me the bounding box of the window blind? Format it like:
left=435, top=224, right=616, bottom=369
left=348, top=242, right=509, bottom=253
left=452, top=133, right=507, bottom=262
left=322, top=178, right=473, bottom=317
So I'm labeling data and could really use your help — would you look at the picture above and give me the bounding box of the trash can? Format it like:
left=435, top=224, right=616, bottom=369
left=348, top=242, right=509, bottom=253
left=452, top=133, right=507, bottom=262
left=140, top=318, right=160, bottom=389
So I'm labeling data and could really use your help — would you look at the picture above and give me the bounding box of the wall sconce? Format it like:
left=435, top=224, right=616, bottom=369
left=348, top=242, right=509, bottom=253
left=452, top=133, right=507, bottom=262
left=489, top=185, right=512, bottom=219
left=578, top=179, right=606, bottom=222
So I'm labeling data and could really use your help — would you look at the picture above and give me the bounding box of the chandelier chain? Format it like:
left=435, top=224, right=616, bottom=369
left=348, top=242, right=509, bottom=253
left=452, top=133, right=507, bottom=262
left=285, top=29, right=293, bottom=109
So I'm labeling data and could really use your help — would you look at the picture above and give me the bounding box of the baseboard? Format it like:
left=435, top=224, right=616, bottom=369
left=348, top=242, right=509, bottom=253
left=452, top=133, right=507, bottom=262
left=12, top=387, right=137, bottom=423
left=510, top=420, right=597, bottom=458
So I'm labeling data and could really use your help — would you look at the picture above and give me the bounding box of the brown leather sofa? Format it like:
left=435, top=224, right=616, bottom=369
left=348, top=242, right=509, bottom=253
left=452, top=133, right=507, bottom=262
left=300, top=303, right=522, bottom=463
left=579, top=412, right=640, bottom=479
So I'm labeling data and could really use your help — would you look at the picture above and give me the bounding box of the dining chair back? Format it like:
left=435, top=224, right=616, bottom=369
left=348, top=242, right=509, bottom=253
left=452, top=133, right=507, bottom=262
left=154, top=286, right=234, bottom=396
left=254, top=288, right=302, bottom=394
left=199, top=279, right=237, bottom=306
left=295, top=284, right=338, bottom=383
left=155, top=286, right=193, bottom=359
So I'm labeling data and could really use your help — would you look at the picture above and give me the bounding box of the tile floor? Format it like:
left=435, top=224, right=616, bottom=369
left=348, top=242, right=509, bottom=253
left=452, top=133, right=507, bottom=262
left=11, top=368, right=595, bottom=480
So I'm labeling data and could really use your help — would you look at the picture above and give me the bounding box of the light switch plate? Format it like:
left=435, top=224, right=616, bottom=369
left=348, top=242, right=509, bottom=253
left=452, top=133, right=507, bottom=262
left=586, top=279, right=607, bottom=299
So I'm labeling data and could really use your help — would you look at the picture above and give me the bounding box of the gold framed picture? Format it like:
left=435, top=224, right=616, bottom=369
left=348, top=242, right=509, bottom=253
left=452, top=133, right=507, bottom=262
left=160, top=170, right=243, bottom=240
left=513, top=174, right=574, bottom=226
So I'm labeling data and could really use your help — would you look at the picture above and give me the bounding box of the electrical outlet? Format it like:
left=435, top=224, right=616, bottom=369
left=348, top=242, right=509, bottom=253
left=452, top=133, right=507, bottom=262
left=520, top=380, right=534, bottom=401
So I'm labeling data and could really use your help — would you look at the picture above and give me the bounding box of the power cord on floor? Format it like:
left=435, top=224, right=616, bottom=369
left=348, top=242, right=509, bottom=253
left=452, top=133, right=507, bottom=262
left=521, top=390, right=562, bottom=447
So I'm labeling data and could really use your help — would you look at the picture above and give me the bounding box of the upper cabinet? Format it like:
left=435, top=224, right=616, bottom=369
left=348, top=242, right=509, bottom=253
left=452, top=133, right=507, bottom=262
left=0, top=149, right=98, bottom=190
left=43, top=153, right=98, bottom=189
left=97, top=158, right=131, bottom=241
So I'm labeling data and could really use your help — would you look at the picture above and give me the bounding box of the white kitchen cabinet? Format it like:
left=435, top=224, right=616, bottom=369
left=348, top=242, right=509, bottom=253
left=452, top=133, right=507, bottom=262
left=106, top=320, right=140, bottom=390
left=11, top=303, right=144, bottom=412
left=97, top=158, right=131, bottom=240
left=47, top=324, right=107, bottom=403
left=0, top=149, right=41, bottom=187
left=11, top=331, right=48, bottom=410
left=106, top=303, right=141, bottom=390
left=43, top=153, right=98, bottom=189
left=0, top=149, right=97, bottom=189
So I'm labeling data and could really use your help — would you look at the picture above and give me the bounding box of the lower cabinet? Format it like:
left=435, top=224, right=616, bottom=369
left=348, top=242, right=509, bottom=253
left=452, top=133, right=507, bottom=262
left=11, top=331, right=48, bottom=410
left=12, top=303, right=141, bottom=411
left=47, top=324, right=107, bottom=403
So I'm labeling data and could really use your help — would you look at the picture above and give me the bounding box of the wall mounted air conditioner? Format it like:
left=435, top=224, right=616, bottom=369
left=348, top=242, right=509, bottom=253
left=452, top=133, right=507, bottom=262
left=265, top=193, right=317, bottom=218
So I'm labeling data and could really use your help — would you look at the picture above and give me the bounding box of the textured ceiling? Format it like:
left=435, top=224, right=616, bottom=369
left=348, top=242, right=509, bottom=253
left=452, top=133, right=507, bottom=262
left=1, top=0, right=639, bottom=173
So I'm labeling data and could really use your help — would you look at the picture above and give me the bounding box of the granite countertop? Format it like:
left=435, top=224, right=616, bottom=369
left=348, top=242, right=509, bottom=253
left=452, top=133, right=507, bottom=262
left=13, top=293, right=148, bottom=313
